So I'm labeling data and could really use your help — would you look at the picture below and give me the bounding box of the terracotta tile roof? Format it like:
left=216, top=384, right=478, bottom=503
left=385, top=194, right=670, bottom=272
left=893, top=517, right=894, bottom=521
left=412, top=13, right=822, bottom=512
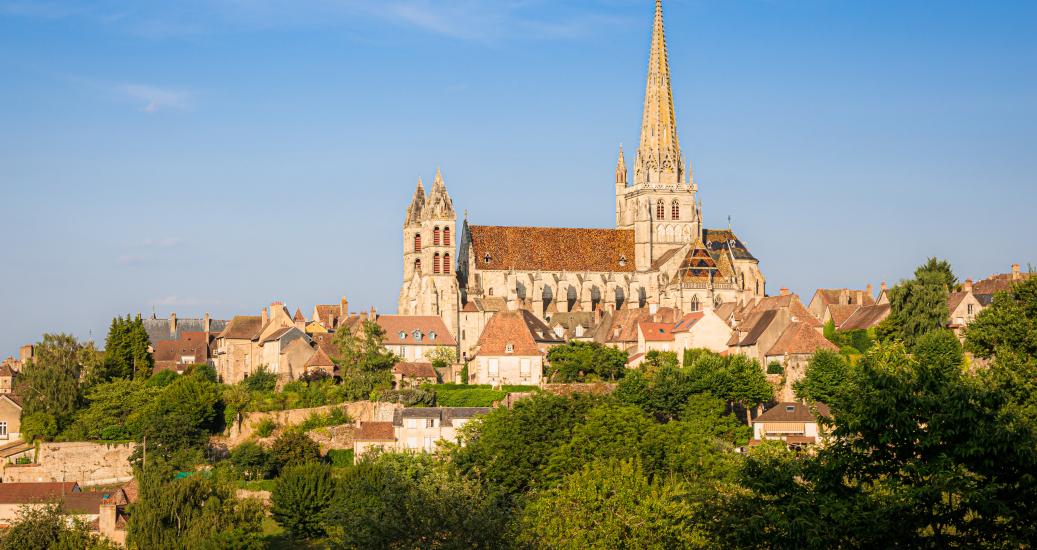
left=638, top=321, right=675, bottom=341
left=839, top=304, right=891, bottom=331
left=754, top=402, right=830, bottom=424
left=293, top=308, right=305, bottom=322
left=730, top=309, right=780, bottom=347
left=220, top=316, right=264, bottom=340
left=827, top=304, right=860, bottom=328
left=650, top=247, right=682, bottom=270
left=315, top=305, right=340, bottom=328
left=461, top=301, right=479, bottom=312
left=467, top=225, right=635, bottom=272
left=476, top=310, right=561, bottom=356
left=392, top=362, right=437, bottom=378
left=751, top=294, right=820, bottom=327
left=714, top=302, right=737, bottom=326
left=947, top=291, right=969, bottom=314
left=601, top=307, right=681, bottom=343
left=0, top=364, right=14, bottom=377
left=672, top=312, right=705, bottom=333
left=153, top=331, right=210, bottom=364
left=260, top=326, right=295, bottom=344
left=354, top=421, right=396, bottom=442
left=121, top=479, right=139, bottom=503
left=311, top=333, right=338, bottom=358
left=0, top=482, right=80, bottom=504
left=303, top=347, right=334, bottom=370
left=766, top=322, right=839, bottom=356
left=972, top=271, right=1034, bottom=296
left=814, top=288, right=876, bottom=308
left=376, top=315, right=456, bottom=347
left=61, top=490, right=126, bottom=515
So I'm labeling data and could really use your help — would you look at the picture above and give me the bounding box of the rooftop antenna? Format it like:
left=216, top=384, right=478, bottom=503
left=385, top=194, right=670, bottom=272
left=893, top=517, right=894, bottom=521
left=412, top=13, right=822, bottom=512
left=727, top=215, right=732, bottom=230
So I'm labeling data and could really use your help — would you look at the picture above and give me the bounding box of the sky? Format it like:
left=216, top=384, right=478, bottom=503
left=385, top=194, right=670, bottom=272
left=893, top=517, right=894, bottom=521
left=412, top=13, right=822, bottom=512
left=1, top=0, right=1035, bottom=355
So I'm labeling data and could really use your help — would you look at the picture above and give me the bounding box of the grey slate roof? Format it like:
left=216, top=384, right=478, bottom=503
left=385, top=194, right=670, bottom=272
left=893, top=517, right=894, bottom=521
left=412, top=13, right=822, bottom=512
left=392, top=407, right=491, bottom=427
left=143, top=318, right=228, bottom=345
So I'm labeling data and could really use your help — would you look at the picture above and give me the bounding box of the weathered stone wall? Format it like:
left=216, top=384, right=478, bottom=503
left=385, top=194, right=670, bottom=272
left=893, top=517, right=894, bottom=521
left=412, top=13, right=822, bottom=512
left=221, top=401, right=398, bottom=447
left=2, top=442, right=135, bottom=486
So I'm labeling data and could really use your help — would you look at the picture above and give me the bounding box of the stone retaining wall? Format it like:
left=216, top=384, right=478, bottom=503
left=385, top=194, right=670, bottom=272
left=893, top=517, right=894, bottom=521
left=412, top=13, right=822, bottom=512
left=2, top=442, right=135, bottom=486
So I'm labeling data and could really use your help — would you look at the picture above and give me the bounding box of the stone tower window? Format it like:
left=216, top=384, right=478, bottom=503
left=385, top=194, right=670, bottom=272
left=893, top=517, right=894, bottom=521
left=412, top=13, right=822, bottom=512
left=434, top=253, right=441, bottom=274
left=656, top=200, right=665, bottom=220
left=434, top=227, right=441, bottom=245
left=443, top=226, right=451, bottom=246
left=443, top=253, right=451, bottom=274
left=671, top=200, right=679, bottom=220
left=414, top=233, right=422, bottom=252
left=414, top=258, right=422, bottom=274
left=505, top=343, right=514, bottom=354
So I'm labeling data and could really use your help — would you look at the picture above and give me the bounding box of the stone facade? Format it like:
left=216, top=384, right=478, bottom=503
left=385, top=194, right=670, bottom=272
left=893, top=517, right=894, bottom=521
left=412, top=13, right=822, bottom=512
left=398, top=0, right=765, bottom=338
left=3, top=442, right=135, bottom=486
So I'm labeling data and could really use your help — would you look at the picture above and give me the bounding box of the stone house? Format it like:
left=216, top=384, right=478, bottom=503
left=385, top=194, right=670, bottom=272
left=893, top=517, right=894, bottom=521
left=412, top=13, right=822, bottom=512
left=392, top=407, right=489, bottom=453
left=469, top=310, right=562, bottom=386
left=152, top=331, right=212, bottom=374
left=806, top=287, right=875, bottom=323
left=0, top=482, right=128, bottom=544
left=636, top=321, right=675, bottom=354
left=948, top=281, right=984, bottom=340
left=259, top=326, right=312, bottom=380
left=353, top=421, right=397, bottom=463
left=751, top=402, right=830, bottom=449
left=376, top=315, right=456, bottom=363
left=839, top=303, right=891, bottom=332
left=728, top=291, right=820, bottom=367
left=972, top=263, right=1033, bottom=306
left=458, top=297, right=507, bottom=358
left=391, top=362, right=438, bottom=388
left=0, top=394, right=22, bottom=442
left=763, top=322, right=840, bottom=401
left=0, top=363, right=15, bottom=394
left=301, top=347, right=336, bottom=378
left=142, top=313, right=228, bottom=354
left=671, top=309, right=733, bottom=354
left=212, top=302, right=297, bottom=383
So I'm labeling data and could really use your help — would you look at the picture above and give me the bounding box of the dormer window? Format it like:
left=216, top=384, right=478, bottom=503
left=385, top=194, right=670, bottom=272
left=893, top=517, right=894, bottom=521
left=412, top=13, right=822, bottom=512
left=429, top=331, right=437, bottom=341
left=785, top=405, right=795, bottom=413
left=618, top=255, right=627, bottom=267
left=505, top=343, right=514, bottom=354
left=483, top=254, right=492, bottom=264
left=412, top=330, right=423, bottom=341
left=398, top=331, right=407, bottom=340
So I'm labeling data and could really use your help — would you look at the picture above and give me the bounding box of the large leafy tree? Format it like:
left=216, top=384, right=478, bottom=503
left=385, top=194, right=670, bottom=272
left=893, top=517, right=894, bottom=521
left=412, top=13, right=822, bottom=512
left=271, top=462, right=338, bottom=540
left=793, top=349, right=852, bottom=404
left=16, top=333, right=85, bottom=434
left=127, top=370, right=222, bottom=464
left=63, top=379, right=160, bottom=441
left=0, top=504, right=119, bottom=550
left=879, top=257, right=956, bottom=349
left=518, top=459, right=704, bottom=549
left=965, top=276, right=1037, bottom=359
left=333, top=319, right=397, bottom=373
left=545, top=341, right=628, bottom=382
left=100, top=315, right=153, bottom=381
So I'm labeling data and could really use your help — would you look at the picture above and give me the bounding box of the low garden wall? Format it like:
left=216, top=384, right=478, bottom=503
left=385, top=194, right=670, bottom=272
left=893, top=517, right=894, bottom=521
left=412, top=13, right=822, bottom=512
left=3, top=441, right=135, bottom=486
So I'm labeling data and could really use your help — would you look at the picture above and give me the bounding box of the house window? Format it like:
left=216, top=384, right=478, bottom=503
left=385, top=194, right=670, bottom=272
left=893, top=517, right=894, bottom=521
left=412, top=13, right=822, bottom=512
left=520, top=359, right=531, bottom=375
left=407, top=436, right=418, bottom=449
left=414, top=233, right=422, bottom=252
left=484, top=254, right=492, bottom=264
left=443, top=227, right=451, bottom=246
left=0, top=422, right=6, bottom=437
left=433, top=226, right=441, bottom=245
left=618, top=255, right=627, bottom=267
left=426, top=418, right=435, bottom=428
left=413, top=330, right=423, bottom=341
left=505, top=343, right=514, bottom=354
left=424, top=436, right=434, bottom=451
left=785, top=405, right=795, bottom=413
left=429, top=331, right=437, bottom=341
left=671, top=200, right=679, bottom=220
left=434, top=253, right=441, bottom=274
left=488, top=359, right=499, bottom=376
left=656, top=200, right=665, bottom=219
left=967, top=304, right=974, bottom=315
left=488, top=288, right=494, bottom=296
left=443, top=253, right=451, bottom=274
left=398, top=331, right=407, bottom=340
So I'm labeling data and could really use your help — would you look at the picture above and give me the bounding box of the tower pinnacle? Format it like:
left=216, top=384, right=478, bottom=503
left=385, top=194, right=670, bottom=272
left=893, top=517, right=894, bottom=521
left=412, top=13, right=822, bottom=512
left=615, top=144, right=627, bottom=186
left=405, top=177, right=426, bottom=226
left=633, top=0, right=685, bottom=186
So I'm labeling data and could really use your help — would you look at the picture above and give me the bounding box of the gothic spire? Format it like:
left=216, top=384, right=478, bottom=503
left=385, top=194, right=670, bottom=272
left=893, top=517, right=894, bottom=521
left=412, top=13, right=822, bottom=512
left=634, top=0, right=685, bottom=186
left=405, top=177, right=425, bottom=226
left=615, top=144, right=627, bottom=186
left=424, top=168, right=455, bottom=220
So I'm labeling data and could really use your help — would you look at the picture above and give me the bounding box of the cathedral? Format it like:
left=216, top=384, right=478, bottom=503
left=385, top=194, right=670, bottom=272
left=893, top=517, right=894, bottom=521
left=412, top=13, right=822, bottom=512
left=398, top=0, right=766, bottom=345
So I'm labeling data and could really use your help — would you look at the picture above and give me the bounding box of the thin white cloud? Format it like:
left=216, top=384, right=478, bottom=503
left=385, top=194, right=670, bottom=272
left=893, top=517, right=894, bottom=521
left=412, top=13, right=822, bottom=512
left=120, top=84, right=191, bottom=113
left=148, top=296, right=204, bottom=307
left=141, top=237, right=184, bottom=248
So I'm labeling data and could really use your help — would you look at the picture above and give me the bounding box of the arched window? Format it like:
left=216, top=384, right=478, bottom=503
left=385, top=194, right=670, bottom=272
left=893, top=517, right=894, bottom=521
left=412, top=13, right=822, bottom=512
left=433, top=253, right=441, bottom=274
left=443, top=253, right=451, bottom=274
left=671, top=200, right=679, bottom=220
left=414, top=233, right=421, bottom=252
left=656, top=200, right=665, bottom=220
left=443, top=227, right=450, bottom=246
left=433, top=227, right=441, bottom=245
left=414, top=258, right=422, bottom=273
left=691, top=296, right=700, bottom=312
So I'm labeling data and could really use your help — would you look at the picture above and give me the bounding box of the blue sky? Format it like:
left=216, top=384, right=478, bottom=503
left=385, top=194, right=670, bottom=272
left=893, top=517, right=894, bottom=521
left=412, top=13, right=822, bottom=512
left=1, top=0, right=1035, bottom=355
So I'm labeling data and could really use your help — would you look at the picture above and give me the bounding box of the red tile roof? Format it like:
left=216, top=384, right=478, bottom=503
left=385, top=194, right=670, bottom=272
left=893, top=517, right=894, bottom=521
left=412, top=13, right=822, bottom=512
left=751, top=294, right=820, bottom=327
left=0, top=482, right=79, bottom=504
left=315, top=305, right=339, bottom=328
left=827, top=304, right=860, bottom=328
left=972, top=271, right=1034, bottom=296
left=293, top=308, right=305, bottom=322
left=476, top=310, right=560, bottom=356
left=311, top=333, right=339, bottom=359
left=220, top=316, right=264, bottom=340
left=947, top=291, right=970, bottom=314
left=754, top=402, right=831, bottom=424
left=638, top=321, right=675, bottom=341
left=354, top=421, right=396, bottom=442
left=672, top=312, right=704, bottom=333
left=766, top=322, right=839, bottom=356
left=377, top=315, right=456, bottom=347
left=303, top=347, right=334, bottom=370
left=392, top=362, right=437, bottom=379
left=467, top=225, right=636, bottom=272
left=839, top=304, right=891, bottom=331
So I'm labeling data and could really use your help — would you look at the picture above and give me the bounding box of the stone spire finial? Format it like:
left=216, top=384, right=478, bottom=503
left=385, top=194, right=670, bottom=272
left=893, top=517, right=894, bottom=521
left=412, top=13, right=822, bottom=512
left=424, top=167, right=455, bottom=219
left=405, top=176, right=426, bottom=226
left=633, top=0, right=684, bottom=186
left=615, top=144, right=627, bottom=186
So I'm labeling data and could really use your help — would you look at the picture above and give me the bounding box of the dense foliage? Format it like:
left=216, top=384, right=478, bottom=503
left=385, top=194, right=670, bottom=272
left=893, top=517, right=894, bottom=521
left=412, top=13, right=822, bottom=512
left=100, top=315, right=153, bottom=381
left=878, top=257, right=957, bottom=349
left=545, top=341, right=628, bottom=382
left=0, top=505, right=119, bottom=550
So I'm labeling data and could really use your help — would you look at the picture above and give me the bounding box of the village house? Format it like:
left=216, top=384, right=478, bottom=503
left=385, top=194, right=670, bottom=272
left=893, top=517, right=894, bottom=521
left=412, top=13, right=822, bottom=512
left=469, top=310, right=563, bottom=386
left=751, top=401, right=831, bottom=449
left=391, top=362, right=438, bottom=388
left=637, top=321, right=675, bottom=354
left=838, top=303, right=891, bottom=332
left=0, top=392, right=21, bottom=442
left=972, top=263, right=1032, bottom=306
left=301, top=347, right=336, bottom=378
left=376, top=315, right=456, bottom=363
left=806, top=286, right=875, bottom=323
left=0, top=482, right=129, bottom=544
left=671, top=309, right=733, bottom=354
left=213, top=302, right=297, bottom=383
left=948, top=280, right=985, bottom=340
left=393, top=407, right=490, bottom=452
left=728, top=291, right=819, bottom=366
left=763, top=322, right=840, bottom=400
left=352, top=421, right=397, bottom=462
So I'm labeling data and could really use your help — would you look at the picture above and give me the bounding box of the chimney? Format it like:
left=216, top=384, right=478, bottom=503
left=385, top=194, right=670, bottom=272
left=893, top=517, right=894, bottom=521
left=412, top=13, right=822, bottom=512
left=98, top=501, right=117, bottom=539
left=780, top=288, right=790, bottom=296
left=856, top=290, right=864, bottom=304
left=203, top=312, right=210, bottom=333
left=169, top=313, right=177, bottom=337
left=261, top=307, right=269, bottom=326
left=340, top=296, right=349, bottom=318
left=1012, top=263, right=1021, bottom=281
left=369, top=306, right=377, bottom=319
left=19, top=345, right=33, bottom=364
left=880, top=281, right=888, bottom=292
left=866, top=283, right=874, bottom=298
left=964, top=278, right=973, bottom=292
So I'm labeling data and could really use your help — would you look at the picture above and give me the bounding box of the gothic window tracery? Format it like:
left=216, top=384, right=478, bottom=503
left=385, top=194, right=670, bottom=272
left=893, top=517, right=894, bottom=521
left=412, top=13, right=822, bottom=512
left=671, top=200, right=679, bottom=220
left=656, top=200, right=665, bottom=220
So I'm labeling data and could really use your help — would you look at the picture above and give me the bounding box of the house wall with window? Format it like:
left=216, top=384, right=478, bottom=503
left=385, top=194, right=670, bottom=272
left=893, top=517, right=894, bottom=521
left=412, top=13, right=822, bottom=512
left=471, top=353, right=542, bottom=386
left=0, top=396, right=20, bottom=441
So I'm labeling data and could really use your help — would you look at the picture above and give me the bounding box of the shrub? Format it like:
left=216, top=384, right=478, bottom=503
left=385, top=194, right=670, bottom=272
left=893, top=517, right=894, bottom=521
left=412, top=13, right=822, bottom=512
left=21, top=412, right=58, bottom=442
left=272, top=462, right=338, bottom=540
left=766, top=362, right=784, bottom=375
left=326, top=449, right=355, bottom=468
left=290, top=407, right=353, bottom=434
left=241, top=366, right=277, bottom=393
left=99, top=425, right=131, bottom=441
left=434, top=388, right=507, bottom=407
left=269, top=432, right=322, bottom=475
left=146, top=370, right=179, bottom=387
left=254, top=418, right=277, bottom=438
left=375, top=389, right=435, bottom=406
left=230, top=441, right=272, bottom=480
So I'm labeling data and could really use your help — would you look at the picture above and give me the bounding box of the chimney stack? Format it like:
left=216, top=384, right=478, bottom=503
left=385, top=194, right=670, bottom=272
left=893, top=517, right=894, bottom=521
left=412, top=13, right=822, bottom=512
left=169, top=313, right=177, bottom=336
left=866, top=283, right=874, bottom=298
left=340, top=296, right=349, bottom=318
left=880, top=281, right=888, bottom=292
left=370, top=306, right=377, bottom=319
left=203, top=312, right=210, bottom=333
left=964, top=278, right=973, bottom=292
left=261, top=307, right=269, bottom=326
left=1012, top=263, right=1021, bottom=280
left=780, top=288, right=790, bottom=296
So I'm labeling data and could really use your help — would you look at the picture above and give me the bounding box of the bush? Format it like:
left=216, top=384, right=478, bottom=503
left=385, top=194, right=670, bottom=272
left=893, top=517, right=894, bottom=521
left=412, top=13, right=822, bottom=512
left=434, top=388, right=507, bottom=407
left=766, top=362, right=784, bottom=375
left=230, top=441, right=272, bottom=480
left=146, top=370, right=179, bottom=387
left=326, top=449, right=355, bottom=468
left=375, top=389, right=435, bottom=406
left=290, top=407, right=353, bottom=434
left=271, top=462, right=338, bottom=540
left=254, top=418, right=277, bottom=438
left=269, top=432, right=322, bottom=475
left=20, top=412, right=58, bottom=442
left=99, top=425, right=131, bottom=441
left=241, top=366, right=277, bottom=393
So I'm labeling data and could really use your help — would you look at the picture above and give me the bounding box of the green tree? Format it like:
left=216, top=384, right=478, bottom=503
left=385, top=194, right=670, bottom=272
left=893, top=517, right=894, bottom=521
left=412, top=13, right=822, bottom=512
left=271, top=462, right=337, bottom=540
left=425, top=346, right=457, bottom=371
left=128, top=370, right=222, bottom=464
left=229, top=441, right=272, bottom=481
left=453, top=393, right=596, bottom=498
left=63, top=378, right=160, bottom=440
left=518, top=459, right=704, bottom=549
left=268, top=432, right=321, bottom=475
left=16, top=333, right=84, bottom=434
left=727, top=354, right=773, bottom=424
left=240, top=365, right=277, bottom=393
left=965, top=276, right=1037, bottom=359
left=544, top=403, right=653, bottom=482
left=545, top=341, right=628, bottom=382
left=793, top=349, right=852, bottom=404
left=100, top=315, right=153, bottom=381
left=127, top=462, right=265, bottom=549
left=0, top=504, right=119, bottom=550
left=880, top=257, right=956, bottom=349
left=333, top=320, right=398, bottom=373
